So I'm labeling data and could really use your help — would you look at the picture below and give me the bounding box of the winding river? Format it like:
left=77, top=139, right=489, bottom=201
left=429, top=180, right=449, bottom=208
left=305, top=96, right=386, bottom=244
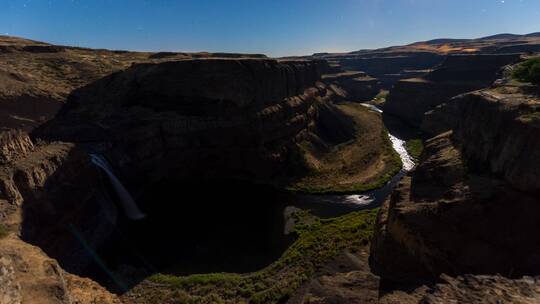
left=290, top=103, right=414, bottom=218
left=86, top=103, right=417, bottom=288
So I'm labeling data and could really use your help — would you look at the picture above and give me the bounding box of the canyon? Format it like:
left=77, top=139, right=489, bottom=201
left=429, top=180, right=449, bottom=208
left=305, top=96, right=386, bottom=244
left=0, top=32, right=539, bottom=303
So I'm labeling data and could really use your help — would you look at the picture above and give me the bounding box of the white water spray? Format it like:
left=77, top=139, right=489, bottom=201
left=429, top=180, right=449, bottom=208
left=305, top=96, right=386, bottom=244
left=90, top=154, right=146, bottom=220
left=388, top=134, right=415, bottom=171
left=313, top=194, right=375, bottom=206
left=360, top=103, right=415, bottom=171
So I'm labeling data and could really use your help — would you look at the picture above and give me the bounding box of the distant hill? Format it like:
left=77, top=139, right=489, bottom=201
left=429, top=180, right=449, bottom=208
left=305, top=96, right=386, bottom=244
left=311, top=32, right=540, bottom=57
left=478, top=33, right=523, bottom=40
left=416, top=38, right=471, bottom=45
left=525, top=32, right=540, bottom=38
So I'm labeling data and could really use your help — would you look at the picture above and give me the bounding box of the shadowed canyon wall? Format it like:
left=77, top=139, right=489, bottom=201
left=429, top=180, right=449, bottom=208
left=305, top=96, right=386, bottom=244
left=384, top=54, right=521, bottom=127
left=1, top=55, right=359, bottom=302
left=35, top=59, right=355, bottom=191
left=371, top=80, right=540, bottom=281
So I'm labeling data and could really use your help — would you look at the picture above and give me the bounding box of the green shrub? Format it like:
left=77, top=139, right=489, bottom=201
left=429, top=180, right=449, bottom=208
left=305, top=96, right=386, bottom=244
left=513, top=57, right=540, bottom=84
left=0, top=224, right=8, bottom=239
left=373, top=90, right=389, bottom=104
left=147, top=209, right=379, bottom=304
left=520, top=111, right=540, bottom=123
left=406, top=139, right=424, bottom=160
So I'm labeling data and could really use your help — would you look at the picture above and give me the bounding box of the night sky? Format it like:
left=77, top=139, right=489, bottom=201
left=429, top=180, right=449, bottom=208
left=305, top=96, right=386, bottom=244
left=1, top=0, right=539, bottom=57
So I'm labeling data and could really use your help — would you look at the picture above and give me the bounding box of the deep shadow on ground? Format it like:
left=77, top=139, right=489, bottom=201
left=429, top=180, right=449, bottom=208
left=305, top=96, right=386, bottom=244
left=85, top=178, right=296, bottom=293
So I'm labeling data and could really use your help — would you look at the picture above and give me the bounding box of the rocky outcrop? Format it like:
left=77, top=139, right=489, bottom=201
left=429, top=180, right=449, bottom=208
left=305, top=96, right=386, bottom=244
left=0, top=129, right=118, bottom=272
left=426, top=89, right=540, bottom=192
left=384, top=54, right=521, bottom=126
left=322, top=71, right=380, bottom=102
left=371, top=82, right=540, bottom=281
left=0, top=128, right=119, bottom=303
left=421, top=274, right=540, bottom=304
left=372, top=132, right=540, bottom=280
left=0, top=236, right=120, bottom=304
left=383, top=78, right=477, bottom=126
left=0, top=130, right=35, bottom=164
left=289, top=247, right=540, bottom=304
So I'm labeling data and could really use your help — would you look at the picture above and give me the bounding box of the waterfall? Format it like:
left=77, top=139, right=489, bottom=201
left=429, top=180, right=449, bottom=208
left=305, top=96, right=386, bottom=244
left=90, top=154, right=146, bottom=220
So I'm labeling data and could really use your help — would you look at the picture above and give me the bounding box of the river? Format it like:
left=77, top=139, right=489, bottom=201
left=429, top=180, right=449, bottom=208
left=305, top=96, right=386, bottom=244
left=85, top=103, right=416, bottom=289
left=289, top=103, right=414, bottom=218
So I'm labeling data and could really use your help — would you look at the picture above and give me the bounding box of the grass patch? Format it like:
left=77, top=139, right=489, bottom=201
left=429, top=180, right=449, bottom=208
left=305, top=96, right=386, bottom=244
left=405, top=139, right=424, bottom=160
left=146, top=209, right=379, bottom=304
left=513, top=57, right=540, bottom=85
left=0, top=224, right=8, bottom=239
left=372, top=90, right=389, bottom=105
left=519, top=111, right=540, bottom=123
left=287, top=128, right=402, bottom=195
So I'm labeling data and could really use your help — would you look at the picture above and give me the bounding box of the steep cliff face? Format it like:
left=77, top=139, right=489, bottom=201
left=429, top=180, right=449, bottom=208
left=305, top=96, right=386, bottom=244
left=384, top=77, right=477, bottom=126
left=371, top=82, right=540, bottom=281
left=0, top=129, right=119, bottom=303
left=383, top=54, right=521, bottom=127
left=0, top=36, right=268, bottom=131
left=372, top=133, right=540, bottom=280
left=0, top=131, right=117, bottom=267
left=0, top=130, right=34, bottom=164
left=36, top=58, right=364, bottom=191
left=325, top=52, right=443, bottom=88
left=423, top=81, right=540, bottom=189
left=321, top=71, right=380, bottom=102
left=0, top=236, right=121, bottom=304
left=423, top=54, right=522, bottom=83
left=445, top=90, right=539, bottom=192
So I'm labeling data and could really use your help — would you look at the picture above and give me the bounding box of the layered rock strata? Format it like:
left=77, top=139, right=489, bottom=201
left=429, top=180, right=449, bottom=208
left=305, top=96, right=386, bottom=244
left=36, top=59, right=355, bottom=191
left=0, top=35, right=267, bottom=131
left=310, top=32, right=540, bottom=89
left=322, top=71, right=380, bottom=102
left=0, top=129, right=119, bottom=303
left=371, top=83, right=540, bottom=281
left=384, top=54, right=521, bottom=126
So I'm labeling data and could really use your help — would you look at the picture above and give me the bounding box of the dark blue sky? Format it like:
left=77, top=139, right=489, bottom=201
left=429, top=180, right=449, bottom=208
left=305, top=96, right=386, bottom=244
left=2, top=0, right=539, bottom=57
